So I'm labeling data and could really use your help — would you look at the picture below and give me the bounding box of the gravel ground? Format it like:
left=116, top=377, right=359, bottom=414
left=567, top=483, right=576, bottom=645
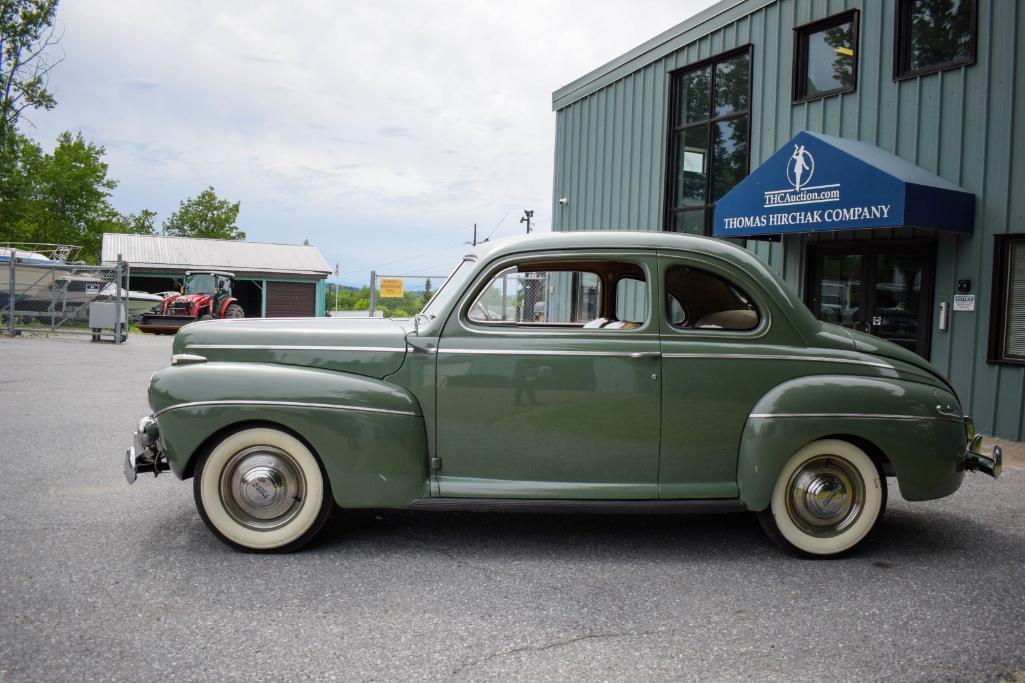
left=1, top=333, right=1023, bottom=682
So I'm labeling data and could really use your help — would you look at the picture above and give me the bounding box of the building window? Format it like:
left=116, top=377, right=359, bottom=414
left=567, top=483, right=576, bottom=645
left=990, top=235, right=1025, bottom=365
left=894, top=0, right=977, bottom=79
left=664, top=47, right=751, bottom=236
left=793, top=11, right=858, bottom=102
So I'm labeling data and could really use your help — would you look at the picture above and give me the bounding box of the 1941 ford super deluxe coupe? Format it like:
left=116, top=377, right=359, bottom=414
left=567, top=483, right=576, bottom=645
left=124, top=232, right=1001, bottom=557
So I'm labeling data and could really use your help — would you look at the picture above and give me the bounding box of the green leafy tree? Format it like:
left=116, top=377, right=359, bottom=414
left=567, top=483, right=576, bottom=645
left=0, top=131, right=155, bottom=261
left=162, top=186, right=245, bottom=240
left=26, top=131, right=121, bottom=259
left=421, top=277, right=433, bottom=308
left=111, top=208, right=157, bottom=236
left=0, top=0, right=61, bottom=151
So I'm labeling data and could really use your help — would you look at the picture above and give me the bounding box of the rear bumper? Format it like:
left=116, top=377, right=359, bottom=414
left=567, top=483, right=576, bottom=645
left=963, top=418, right=1002, bottom=478
left=124, top=415, right=169, bottom=484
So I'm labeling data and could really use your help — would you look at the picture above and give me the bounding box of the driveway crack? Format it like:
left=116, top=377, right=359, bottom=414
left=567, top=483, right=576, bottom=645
left=452, top=629, right=659, bottom=675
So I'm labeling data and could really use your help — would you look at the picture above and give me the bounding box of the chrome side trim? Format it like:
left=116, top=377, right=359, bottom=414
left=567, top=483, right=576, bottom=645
left=662, top=352, right=894, bottom=369
left=154, top=400, right=417, bottom=418
left=439, top=348, right=656, bottom=358
left=170, top=353, right=207, bottom=365
left=186, top=344, right=400, bottom=352
left=749, top=412, right=957, bottom=422
left=410, top=498, right=745, bottom=514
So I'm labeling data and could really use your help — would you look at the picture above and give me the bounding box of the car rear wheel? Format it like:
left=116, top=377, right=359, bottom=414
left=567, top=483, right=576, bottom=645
left=194, top=427, right=332, bottom=552
left=757, top=439, right=886, bottom=557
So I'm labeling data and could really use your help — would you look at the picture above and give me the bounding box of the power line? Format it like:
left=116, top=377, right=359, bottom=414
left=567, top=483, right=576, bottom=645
left=484, top=211, right=510, bottom=241
left=367, top=242, right=467, bottom=270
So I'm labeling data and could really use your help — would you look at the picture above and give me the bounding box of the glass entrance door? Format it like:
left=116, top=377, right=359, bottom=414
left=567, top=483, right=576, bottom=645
left=808, top=243, right=935, bottom=357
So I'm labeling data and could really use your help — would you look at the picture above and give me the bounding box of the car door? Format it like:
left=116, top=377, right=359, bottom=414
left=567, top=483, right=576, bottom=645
left=434, top=250, right=662, bottom=499
left=656, top=251, right=807, bottom=499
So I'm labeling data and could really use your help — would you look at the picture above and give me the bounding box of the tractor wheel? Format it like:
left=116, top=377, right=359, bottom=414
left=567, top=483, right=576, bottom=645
left=224, top=303, right=244, bottom=319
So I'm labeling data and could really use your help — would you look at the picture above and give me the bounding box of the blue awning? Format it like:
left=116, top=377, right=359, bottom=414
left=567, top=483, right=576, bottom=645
left=712, top=131, right=974, bottom=238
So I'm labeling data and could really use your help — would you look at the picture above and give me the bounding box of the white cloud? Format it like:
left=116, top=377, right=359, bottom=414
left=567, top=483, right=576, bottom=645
left=34, top=0, right=717, bottom=282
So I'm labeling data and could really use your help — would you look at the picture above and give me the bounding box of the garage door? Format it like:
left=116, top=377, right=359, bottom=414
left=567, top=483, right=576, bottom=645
left=265, top=281, right=317, bottom=317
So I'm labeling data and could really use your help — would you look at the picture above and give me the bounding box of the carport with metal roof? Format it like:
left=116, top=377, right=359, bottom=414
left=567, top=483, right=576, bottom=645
left=102, top=233, right=330, bottom=318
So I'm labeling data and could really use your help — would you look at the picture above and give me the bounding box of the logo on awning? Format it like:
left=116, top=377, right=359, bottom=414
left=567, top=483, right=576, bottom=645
left=764, top=144, right=840, bottom=208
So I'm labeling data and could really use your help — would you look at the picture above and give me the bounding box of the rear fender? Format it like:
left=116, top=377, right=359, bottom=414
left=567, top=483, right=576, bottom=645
left=217, top=296, right=238, bottom=318
left=738, top=375, right=966, bottom=510
left=150, top=362, right=429, bottom=507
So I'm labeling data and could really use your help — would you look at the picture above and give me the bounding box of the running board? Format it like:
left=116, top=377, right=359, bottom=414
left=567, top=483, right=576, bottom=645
left=409, top=498, right=745, bottom=514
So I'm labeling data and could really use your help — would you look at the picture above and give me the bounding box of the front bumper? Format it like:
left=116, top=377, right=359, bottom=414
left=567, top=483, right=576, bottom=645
left=963, top=418, right=1002, bottom=478
left=124, top=415, right=169, bottom=484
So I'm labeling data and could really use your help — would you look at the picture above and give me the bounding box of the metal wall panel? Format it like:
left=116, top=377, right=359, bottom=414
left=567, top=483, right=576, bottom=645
left=552, top=0, right=1025, bottom=440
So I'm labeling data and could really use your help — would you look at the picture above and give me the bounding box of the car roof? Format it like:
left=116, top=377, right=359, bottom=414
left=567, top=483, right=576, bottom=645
left=466, top=230, right=758, bottom=267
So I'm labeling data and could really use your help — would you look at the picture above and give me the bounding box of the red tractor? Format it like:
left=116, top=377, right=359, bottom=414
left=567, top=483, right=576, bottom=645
left=138, top=271, right=244, bottom=334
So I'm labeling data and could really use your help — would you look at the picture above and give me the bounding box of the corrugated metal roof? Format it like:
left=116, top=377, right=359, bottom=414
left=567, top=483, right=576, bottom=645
left=101, top=233, right=331, bottom=277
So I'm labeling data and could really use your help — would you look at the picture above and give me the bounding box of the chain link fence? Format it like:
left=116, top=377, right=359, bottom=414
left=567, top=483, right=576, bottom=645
left=368, top=272, right=447, bottom=318
left=1, top=246, right=134, bottom=342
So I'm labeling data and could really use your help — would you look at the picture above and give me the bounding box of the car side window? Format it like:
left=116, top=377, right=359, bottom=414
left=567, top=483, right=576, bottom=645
left=665, top=265, right=759, bottom=331
left=615, top=277, right=649, bottom=325
left=467, top=260, right=647, bottom=329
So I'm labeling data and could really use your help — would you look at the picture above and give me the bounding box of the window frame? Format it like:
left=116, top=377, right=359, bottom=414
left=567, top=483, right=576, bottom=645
left=662, top=44, right=753, bottom=237
left=662, top=263, right=763, bottom=334
left=893, top=0, right=978, bottom=81
left=461, top=256, right=652, bottom=331
left=988, top=234, right=1025, bottom=366
left=792, top=10, right=860, bottom=103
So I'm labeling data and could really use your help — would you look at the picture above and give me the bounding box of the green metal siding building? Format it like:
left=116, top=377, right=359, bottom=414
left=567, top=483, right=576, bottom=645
left=551, top=0, right=1025, bottom=440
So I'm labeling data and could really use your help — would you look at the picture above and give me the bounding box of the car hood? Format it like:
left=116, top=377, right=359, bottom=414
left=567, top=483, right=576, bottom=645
left=172, top=316, right=412, bottom=379
left=820, top=323, right=955, bottom=393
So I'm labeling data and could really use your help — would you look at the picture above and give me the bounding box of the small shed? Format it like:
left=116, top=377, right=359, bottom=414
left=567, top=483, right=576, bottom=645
left=102, top=233, right=330, bottom=318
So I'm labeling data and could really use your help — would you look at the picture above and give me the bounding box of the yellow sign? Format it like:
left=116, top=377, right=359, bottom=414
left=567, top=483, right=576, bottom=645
left=379, top=279, right=404, bottom=297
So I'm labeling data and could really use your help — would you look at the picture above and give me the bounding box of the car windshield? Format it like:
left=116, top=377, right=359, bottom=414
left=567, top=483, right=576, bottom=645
left=419, top=258, right=475, bottom=319
left=185, top=274, right=217, bottom=294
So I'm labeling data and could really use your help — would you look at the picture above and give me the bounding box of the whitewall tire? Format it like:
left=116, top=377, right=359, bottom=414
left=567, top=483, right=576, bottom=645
left=193, top=427, right=332, bottom=552
left=757, top=439, right=886, bottom=557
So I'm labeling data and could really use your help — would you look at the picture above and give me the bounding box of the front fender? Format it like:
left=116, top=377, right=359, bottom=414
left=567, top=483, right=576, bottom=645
left=738, top=375, right=967, bottom=511
left=149, top=362, right=429, bottom=507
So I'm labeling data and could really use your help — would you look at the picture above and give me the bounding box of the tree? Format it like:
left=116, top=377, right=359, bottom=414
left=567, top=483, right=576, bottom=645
left=0, top=131, right=156, bottom=261
left=111, top=208, right=157, bottom=236
left=421, top=278, right=433, bottom=308
left=0, top=0, right=61, bottom=151
left=162, top=186, right=245, bottom=240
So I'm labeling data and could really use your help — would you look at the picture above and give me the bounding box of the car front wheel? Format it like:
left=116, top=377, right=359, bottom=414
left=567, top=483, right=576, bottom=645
left=194, top=427, right=332, bottom=552
left=757, top=439, right=886, bottom=557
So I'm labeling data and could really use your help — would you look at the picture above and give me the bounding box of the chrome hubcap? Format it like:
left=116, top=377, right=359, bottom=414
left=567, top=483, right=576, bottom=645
left=785, top=456, right=865, bottom=537
left=220, top=446, right=306, bottom=530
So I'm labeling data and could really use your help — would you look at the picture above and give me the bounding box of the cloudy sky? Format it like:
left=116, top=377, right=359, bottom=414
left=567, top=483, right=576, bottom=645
left=32, top=0, right=717, bottom=284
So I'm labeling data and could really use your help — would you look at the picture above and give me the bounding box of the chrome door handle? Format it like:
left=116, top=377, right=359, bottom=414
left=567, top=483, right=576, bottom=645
left=629, top=352, right=662, bottom=359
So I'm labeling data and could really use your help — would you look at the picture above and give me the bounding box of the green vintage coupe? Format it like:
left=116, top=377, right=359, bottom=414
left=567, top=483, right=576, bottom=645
left=124, top=232, right=1001, bottom=556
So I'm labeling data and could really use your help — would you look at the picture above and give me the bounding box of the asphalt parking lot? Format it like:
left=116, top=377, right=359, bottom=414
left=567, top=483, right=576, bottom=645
left=1, top=333, right=1024, bottom=682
